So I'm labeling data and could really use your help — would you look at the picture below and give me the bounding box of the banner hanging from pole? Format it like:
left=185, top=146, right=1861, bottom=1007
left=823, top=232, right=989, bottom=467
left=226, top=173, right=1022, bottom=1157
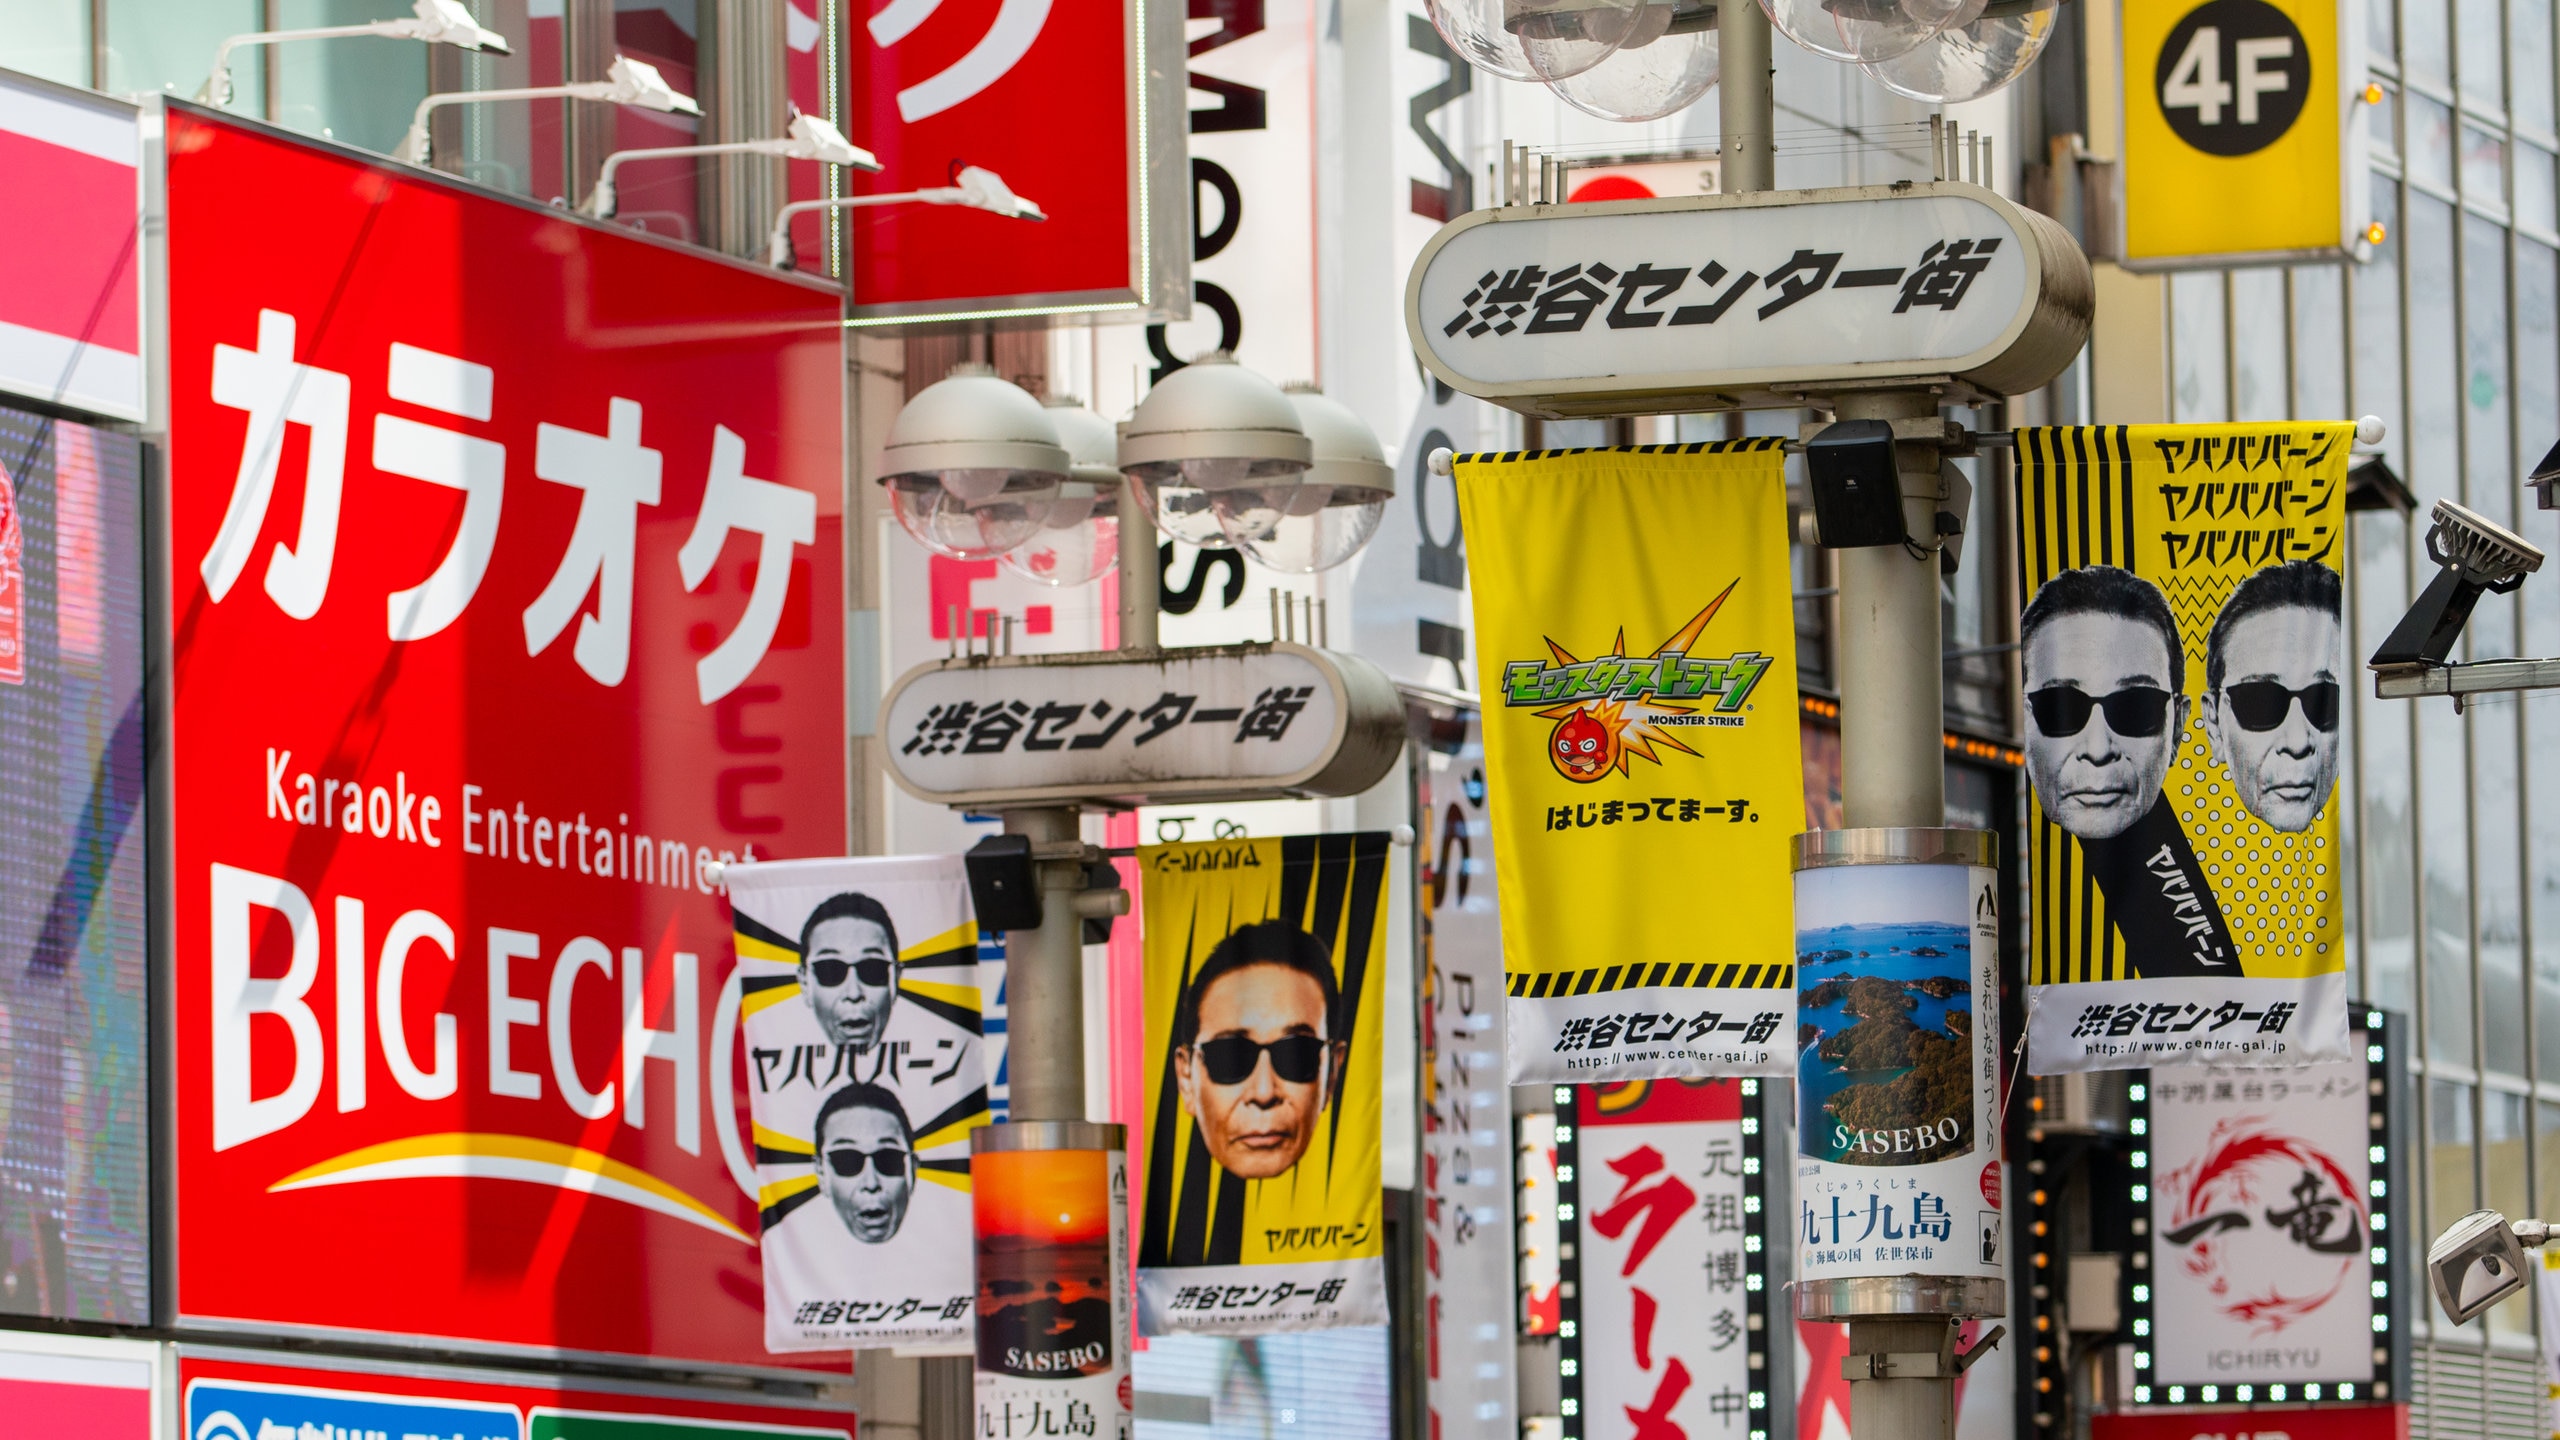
left=2015, top=424, right=2355, bottom=1072
left=1454, top=444, right=1802, bottom=1084
left=724, top=856, right=990, bottom=1352
left=1136, top=834, right=1390, bottom=1336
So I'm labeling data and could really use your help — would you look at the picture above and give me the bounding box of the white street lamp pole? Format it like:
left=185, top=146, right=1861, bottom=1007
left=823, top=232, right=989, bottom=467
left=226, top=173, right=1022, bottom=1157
left=394, top=55, right=700, bottom=169
left=765, top=170, right=1045, bottom=270
left=198, top=0, right=510, bottom=108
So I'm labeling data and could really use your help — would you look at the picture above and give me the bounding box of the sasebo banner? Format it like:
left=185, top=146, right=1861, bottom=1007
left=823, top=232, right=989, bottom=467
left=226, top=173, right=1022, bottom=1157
left=724, top=857, right=989, bottom=1352
left=2016, top=424, right=2354, bottom=1071
left=1454, top=444, right=1802, bottom=1084
left=1137, top=834, right=1389, bottom=1335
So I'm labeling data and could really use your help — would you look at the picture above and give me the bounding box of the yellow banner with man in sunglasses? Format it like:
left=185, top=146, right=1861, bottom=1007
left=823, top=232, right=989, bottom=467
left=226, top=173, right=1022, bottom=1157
left=2016, top=424, right=2355, bottom=1073
left=1137, top=834, right=1389, bottom=1337
left=724, top=855, right=990, bottom=1352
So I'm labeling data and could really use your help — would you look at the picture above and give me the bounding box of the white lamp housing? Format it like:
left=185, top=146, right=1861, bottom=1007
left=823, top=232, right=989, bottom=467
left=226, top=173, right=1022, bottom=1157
left=1213, top=386, right=1396, bottom=573
left=880, top=365, right=1070, bottom=562
left=1002, top=398, right=1124, bottom=588
left=201, top=0, right=510, bottom=108
left=1118, top=352, right=1313, bottom=550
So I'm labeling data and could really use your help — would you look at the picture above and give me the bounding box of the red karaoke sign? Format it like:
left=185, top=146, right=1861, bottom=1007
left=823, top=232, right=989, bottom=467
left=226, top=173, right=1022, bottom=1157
left=162, top=105, right=846, bottom=1370
left=836, top=0, right=1182, bottom=322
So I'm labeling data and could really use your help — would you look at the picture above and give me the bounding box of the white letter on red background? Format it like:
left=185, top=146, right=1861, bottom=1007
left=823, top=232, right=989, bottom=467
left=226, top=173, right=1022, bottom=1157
left=378, top=908, right=459, bottom=1100
left=203, top=309, right=351, bottom=620
left=209, top=862, right=324, bottom=1150
left=524, top=398, right=660, bottom=686
left=621, top=947, right=701, bottom=1154
left=678, top=426, right=815, bottom=704
left=377, top=343, right=505, bottom=641
left=487, top=928, right=544, bottom=1100
left=548, top=937, right=618, bottom=1118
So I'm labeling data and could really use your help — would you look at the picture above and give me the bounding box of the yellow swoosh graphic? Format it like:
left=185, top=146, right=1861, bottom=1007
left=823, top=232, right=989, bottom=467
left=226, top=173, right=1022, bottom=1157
left=735, top=932, right=799, bottom=965
left=756, top=1121, right=814, bottom=1156
left=742, top=983, right=799, bottom=1020
left=899, top=977, right=982, bottom=1014
left=270, top=1133, right=752, bottom=1244
left=760, top=1174, right=819, bottom=1208
left=905, top=920, right=977, bottom=958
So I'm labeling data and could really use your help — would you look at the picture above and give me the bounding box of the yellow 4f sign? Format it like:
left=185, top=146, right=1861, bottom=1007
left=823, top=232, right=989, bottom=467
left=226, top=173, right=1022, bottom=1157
left=2120, top=0, right=2370, bottom=266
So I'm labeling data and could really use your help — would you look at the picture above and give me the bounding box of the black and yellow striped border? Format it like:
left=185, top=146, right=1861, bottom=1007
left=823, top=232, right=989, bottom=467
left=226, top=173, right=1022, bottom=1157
left=1506, top=961, right=1795, bottom=998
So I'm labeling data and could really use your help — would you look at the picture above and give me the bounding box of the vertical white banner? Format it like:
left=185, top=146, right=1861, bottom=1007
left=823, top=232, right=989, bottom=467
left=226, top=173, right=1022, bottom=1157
left=1422, top=709, right=1517, bottom=1440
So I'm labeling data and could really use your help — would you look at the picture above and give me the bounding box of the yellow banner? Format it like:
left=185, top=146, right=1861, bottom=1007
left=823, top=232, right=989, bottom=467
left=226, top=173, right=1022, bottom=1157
left=1456, top=444, right=1802, bottom=1082
left=1136, top=834, right=1387, bottom=1335
left=2017, top=424, right=2354, bottom=1070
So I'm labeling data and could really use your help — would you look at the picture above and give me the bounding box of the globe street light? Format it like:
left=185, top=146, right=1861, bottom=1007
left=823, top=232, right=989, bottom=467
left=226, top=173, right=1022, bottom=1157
left=766, top=164, right=1046, bottom=270
left=1212, top=386, right=1395, bottom=574
left=200, top=0, right=509, bottom=109
left=1116, top=353, right=1313, bottom=553
left=586, top=112, right=881, bottom=220
left=1002, top=398, right=1124, bottom=588
left=394, top=55, right=700, bottom=168
left=879, top=365, right=1069, bottom=563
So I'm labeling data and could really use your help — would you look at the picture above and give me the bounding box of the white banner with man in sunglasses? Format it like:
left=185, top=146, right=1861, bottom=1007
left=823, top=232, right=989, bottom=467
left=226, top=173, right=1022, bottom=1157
left=2016, top=424, right=2356, bottom=1073
left=725, top=856, right=991, bottom=1351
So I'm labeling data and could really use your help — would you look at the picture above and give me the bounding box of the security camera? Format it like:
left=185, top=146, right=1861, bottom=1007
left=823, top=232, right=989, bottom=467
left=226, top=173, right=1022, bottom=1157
left=2368, top=499, right=2544, bottom=669
left=2427, top=1208, right=2552, bottom=1326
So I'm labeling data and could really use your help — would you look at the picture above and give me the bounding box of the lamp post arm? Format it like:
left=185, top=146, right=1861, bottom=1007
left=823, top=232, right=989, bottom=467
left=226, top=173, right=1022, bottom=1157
left=200, top=23, right=407, bottom=105
left=765, top=192, right=947, bottom=269
left=588, top=140, right=783, bottom=216
left=396, top=83, right=619, bottom=165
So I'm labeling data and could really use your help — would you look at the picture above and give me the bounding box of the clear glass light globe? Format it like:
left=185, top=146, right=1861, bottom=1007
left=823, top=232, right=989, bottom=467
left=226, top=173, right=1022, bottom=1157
left=1001, top=482, right=1119, bottom=587
left=1507, top=0, right=1644, bottom=80
left=1429, top=0, right=1539, bottom=80
left=1246, top=500, right=1390, bottom=575
left=1860, top=0, right=2056, bottom=103
left=1128, top=472, right=1234, bottom=549
left=1548, top=15, right=1717, bottom=121
left=886, top=471, right=1057, bottom=562
left=1758, top=0, right=1952, bottom=63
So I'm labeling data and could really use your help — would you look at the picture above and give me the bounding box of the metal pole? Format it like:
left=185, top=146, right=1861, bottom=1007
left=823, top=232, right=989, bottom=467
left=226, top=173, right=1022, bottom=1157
left=1001, top=806, right=1088, bottom=1122
left=1717, top=0, right=1776, bottom=192
left=1847, top=1318, right=1959, bottom=1440
left=1832, top=390, right=1947, bottom=831
left=1119, top=481, right=1159, bottom=654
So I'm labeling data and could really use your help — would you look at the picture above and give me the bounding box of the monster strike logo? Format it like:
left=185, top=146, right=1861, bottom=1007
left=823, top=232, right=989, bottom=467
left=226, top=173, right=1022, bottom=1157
left=1500, top=580, right=1771, bottom=785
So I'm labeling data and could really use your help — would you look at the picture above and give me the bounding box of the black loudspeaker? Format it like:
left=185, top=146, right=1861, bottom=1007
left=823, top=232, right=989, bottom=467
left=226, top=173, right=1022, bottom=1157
left=1803, top=419, right=1909, bottom=549
left=964, top=834, right=1042, bottom=932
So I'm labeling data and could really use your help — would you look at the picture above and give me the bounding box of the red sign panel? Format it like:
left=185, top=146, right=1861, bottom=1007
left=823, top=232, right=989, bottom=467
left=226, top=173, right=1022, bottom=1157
left=837, top=0, right=1181, bottom=322
left=2092, top=1404, right=2409, bottom=1440
left=162, top=105, right=846, bottom=1370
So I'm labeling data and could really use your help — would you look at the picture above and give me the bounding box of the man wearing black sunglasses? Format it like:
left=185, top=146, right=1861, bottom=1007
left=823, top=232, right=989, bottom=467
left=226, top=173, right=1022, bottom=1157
left=1172, top=920, right=1347, bottom=1182
left=798, top=892, right=900, bottom=1051
left=2201, top=562, right=2343, bottom=834
left=2023, top=565, right=2237, bottom=976
left=812, top=1081, right=916, bottom=1243
left=2021, top=565, right=2190, bottom=842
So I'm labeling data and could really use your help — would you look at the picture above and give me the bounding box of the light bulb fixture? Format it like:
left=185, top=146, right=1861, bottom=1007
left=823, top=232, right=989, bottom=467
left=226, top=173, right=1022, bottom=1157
left=1002, top=397, right=1124, bottom=588
left=766, top=162, right=1046, bottom=270
left=1117, top=353, right=1314, bottom=552
left=395, top=55, right=699, bottom=167
left=200, top=0, right=510, bottom=108
left=1211, top=385, right=1395, bottom=574
left=1548, top=15, right=1720, bottom=120
left=587, top=111, right=881, bottom=219
left=879, top=364, right=1069, bottom=562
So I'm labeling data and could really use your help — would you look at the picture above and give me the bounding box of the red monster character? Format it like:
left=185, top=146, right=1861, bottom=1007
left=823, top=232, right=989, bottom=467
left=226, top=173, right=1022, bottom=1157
left=1550, top=708, right=1616, bottom=782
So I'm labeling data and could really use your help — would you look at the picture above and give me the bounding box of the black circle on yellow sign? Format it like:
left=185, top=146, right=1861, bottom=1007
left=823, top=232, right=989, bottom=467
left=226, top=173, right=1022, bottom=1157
left=2154, top=0, right=2313, bottom=157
